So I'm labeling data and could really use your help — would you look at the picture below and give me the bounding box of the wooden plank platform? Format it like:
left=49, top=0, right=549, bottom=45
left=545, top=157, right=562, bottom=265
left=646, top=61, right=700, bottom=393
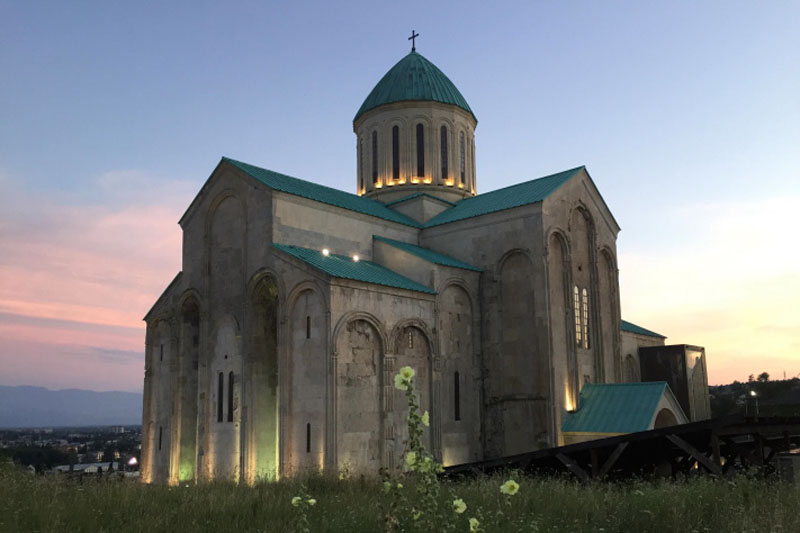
left=442, top=416, right=800, bottom=481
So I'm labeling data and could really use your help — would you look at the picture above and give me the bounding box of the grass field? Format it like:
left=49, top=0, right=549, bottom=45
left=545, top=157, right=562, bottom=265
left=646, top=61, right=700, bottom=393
left=1, top=467, right=798, bottom=532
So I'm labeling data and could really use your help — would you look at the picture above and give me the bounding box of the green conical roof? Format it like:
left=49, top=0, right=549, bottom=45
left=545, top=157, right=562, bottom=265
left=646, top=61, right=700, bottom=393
left=354, top=51, right=476, bottom=123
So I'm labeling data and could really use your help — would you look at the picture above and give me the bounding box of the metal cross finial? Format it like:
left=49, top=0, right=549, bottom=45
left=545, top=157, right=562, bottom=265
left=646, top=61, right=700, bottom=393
left=408, top=30, right=419, bottom=52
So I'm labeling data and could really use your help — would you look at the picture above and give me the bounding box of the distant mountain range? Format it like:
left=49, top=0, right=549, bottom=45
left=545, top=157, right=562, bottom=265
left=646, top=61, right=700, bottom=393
left=0, top=386, right=142, bottom=428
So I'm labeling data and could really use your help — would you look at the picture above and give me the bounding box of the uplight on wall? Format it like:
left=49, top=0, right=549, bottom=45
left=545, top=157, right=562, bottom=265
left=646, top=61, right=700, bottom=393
left=352, top=254, right=360, bottom=262
left=322, top=248, right=330, bottom=257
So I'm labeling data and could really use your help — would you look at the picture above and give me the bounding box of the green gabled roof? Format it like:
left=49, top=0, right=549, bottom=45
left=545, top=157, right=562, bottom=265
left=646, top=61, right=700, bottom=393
left=384, top=192, right=456, bottom=207
left=423, top=167, right=583, bottom=227
left=621, top=320, right=666, bottom=339
left=223, top=158, right=421, bottom=228
left=272, top=244, right=435, bottom=295
left=562, top=382, right=669, bottom=434
left=373, top=236, right=482, bottom=272
left=355, top=51, right=476, bottom=123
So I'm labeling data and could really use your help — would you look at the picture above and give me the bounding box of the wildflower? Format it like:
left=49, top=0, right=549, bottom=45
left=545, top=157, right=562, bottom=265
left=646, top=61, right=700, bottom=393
left=396, top=482, right=403, bottom=489
left=412, top=509, right=422, bottom=520
left=399, top=366, right=415, bottom=381
left=421, top=411, right=430, bottom=427
left=383, top=481, right=392, bottom=493
left=405, top=451, right=417, bottom=468
left=307, top=498, right=316, bottom=506
left=291, top=496, right=302, bottom=507
left=469, top=517, right=480, bottom=532
left=394, top=373, right=408, bottom=391
left=452, top=498, right=467, bottom=514
left=500, top=479, right=519, bottom=496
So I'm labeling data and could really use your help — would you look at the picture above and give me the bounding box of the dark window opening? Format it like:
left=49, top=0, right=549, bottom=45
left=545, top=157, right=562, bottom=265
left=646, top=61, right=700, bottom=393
left=408, top=329, right=413, bottom=349
left=454, top=371, right=461, bottom=421
left=306, top=315, right=311, bottom=339
left=459, top=131, right=466, bottom=184
left=217, top=372, right=223, bottom=422
left=158, top=426, right=163, bottom=451
left=392, top=125, right=400, bottom=180
left=227, top=371, right=234, bottom=422
left=440, top=126, right=448, bottom=181
left=372, top=131, right=379, bottom=184
left=306, top=423, right=311, bottom=453
left=416, top=124, right=425, bottom=177
left=159, top=344, right=163, bottom=361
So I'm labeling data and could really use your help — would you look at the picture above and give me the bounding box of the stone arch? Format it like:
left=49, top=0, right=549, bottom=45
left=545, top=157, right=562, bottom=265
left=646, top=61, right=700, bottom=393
left=176, top=293, right=201, bottom=483
left=654, top=408, right=679, bottom=428
left=286, top=284, right=327, bottom=474
left=247, top=268, right=287, bottom=308
left=248, top=275, right=280, bottom=481
left=332, top=313, right=386, bottom=474
left=286, top=279, right=329, bottom=317
left=436, top=281, right=481, bottom=465
left=569, top=204, right=598, bottom=381
left=598, top=247, right=620, bottom=382
left=547, top=229, right=578, bottom=415
left=388, top=321, right=434, bottom=468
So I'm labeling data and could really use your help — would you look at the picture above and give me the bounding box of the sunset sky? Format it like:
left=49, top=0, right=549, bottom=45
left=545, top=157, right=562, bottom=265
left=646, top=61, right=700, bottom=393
left=1, top=1, right=798, bottom=392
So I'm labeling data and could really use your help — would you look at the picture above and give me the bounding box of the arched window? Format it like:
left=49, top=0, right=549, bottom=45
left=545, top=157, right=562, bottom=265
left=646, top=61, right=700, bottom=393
left=217, top=372, right=224, bottom=422
left=581, top=288, right=590, bottom=349
left=459, top=131, right=466, bottom=185
left=359, top=137, right=364, bottom=193
left=392, top=125, right=400, bottom=180
left=372, top=130, right=379, bottom=185
left=573, top=286, right=582, bottom=346
left=440, top=125, right=448, bottom=181
left=227, top=371, right=234, bottom=422
left=416, top=123, right=425, bottom=177
left=454, top=371, right=461, bottom=421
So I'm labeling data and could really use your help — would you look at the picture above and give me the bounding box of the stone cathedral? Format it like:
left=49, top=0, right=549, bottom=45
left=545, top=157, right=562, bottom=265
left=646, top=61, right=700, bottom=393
left=141, top=46, right=710, bottom=484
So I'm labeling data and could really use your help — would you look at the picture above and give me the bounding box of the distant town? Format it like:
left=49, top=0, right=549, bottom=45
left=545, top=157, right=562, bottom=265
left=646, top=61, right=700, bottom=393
left=0, top=425, right=141, bottom=479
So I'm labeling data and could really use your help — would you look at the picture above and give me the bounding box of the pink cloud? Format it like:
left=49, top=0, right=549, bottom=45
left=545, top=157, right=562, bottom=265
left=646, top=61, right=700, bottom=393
left=0, top=170, right=194, bottom=392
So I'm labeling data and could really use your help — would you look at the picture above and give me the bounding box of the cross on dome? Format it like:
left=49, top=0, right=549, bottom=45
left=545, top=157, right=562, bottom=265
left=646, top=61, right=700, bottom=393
left=408, top=30, right=419, bottom=52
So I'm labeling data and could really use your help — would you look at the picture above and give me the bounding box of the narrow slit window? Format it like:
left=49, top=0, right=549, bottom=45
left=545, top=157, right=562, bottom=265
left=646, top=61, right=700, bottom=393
left=372, top=131, right=379, bottom=184
left=582, top=288, right=590, bottom=349
left=574, top=286, right=582, bottom=347
left=217, top=372, right=223, bottom=422
left=158, top=426, right=163, bottom=451
left=459, top=131, right=466, bottom=184
left=392, top=125, right=400, bottom=180
left=306, top=423, right=311, bottom=453
left=227, top=371, right=234, bottom=422
left=454, top=371, right=461, bottom=421
left=306, top=315, right=311, bottom=339
left=359, top=138, right=364, bottom=192
left=416, top=123, right=425, bottom=177
left=440, top=125, right=448, bottom=181
left=159, top=344, right=163, bottom=362
left=408, top=329, right=413, bottom=349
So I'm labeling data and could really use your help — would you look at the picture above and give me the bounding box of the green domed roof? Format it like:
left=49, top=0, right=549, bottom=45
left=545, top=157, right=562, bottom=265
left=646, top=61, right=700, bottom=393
left=355, top=51, right=476, bottom=123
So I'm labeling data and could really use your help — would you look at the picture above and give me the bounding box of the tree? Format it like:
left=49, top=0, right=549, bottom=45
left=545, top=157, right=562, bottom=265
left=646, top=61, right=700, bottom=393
left=758, top=372, right=770, bottom=382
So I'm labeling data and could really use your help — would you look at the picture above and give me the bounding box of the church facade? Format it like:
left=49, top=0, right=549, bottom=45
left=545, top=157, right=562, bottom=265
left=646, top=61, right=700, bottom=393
left=141, top=49, right=702, bottom=484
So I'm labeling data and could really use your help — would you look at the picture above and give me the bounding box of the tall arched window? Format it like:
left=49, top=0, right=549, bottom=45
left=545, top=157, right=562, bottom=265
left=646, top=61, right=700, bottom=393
left=392, top=125, right=400, bottom=180
left=372, top=130, right=379, bottom=185
left=459, top=131, right=466, bottom=185
left=359, top=137, right=364, bottom=193
left=581, top=288, right=590, bottom=349
left=217, top=372, right=224, bottom=422
left=573, top=286, right=582, bottom=346
left=416, top=123, right=425, bottom=177
left=440, top=125, right=448, bottom=181
left=227, top=371, right=234, bottom=422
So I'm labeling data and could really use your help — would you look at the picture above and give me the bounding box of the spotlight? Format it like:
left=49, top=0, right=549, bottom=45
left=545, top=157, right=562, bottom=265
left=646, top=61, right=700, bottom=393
left=322, top=248, right=330, bottom=256
left=352, top=255, right=360, bottom=262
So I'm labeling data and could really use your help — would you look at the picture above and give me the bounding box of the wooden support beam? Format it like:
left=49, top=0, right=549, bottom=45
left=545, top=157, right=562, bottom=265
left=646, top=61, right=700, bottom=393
left=710, top=433, right=722, bottom=471
left=590, top=449, right=599, bottom=478
left=598, top=442, right=629, bottom=479
left=556, top=453, right=589, bottom=482
left=666, top=435, right=722, bottom=476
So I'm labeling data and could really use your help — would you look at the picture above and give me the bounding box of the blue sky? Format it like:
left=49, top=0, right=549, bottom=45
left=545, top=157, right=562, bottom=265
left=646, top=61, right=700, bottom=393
left=1, top=1, right=798, bottom=390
